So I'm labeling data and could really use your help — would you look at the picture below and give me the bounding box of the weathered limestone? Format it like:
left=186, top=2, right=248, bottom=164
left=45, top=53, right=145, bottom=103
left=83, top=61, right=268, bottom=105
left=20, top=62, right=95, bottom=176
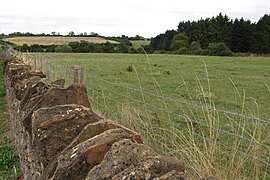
left=86, top=139, right=185, bottom=180
left=22, top=83, right=92, bottom=136
left=4, top=58, right=185, bottom=180
left=32, top=104, right=100, bottom=169
left=49, top=129, right=142, bottom=180
left=64, top=119, right=141, bottom=152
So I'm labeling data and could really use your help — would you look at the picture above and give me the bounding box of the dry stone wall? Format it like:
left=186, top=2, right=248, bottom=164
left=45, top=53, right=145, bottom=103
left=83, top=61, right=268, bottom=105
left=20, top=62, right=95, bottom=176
left=4, top=59, right=185, bottom=180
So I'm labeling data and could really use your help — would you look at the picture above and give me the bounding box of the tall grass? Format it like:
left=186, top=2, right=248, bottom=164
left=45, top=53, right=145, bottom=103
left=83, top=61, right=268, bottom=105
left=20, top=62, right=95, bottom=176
left=84, top=61, right=269, bottom=179
left=88, top=75, right=269, bottom=179
left=0, top=52, right=21, bottom=179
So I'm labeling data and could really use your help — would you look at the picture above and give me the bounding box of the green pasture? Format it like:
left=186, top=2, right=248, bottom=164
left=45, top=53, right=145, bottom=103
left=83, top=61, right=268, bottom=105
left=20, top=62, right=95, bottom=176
left=26, top=52, right=270, bottom=179
left=41, top=53, right=270, bottom=119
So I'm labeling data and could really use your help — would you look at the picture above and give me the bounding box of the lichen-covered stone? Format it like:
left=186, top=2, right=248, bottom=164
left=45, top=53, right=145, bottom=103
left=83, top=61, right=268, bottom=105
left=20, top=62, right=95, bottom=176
left=22, top=83, right=92, bottom=135
left=111, top=156, right=185, bottom=180
left=32, top=104, right=101, bottom=169
left=49, top=129, right=142, bottom=180
left=64, top=119, right=141, bottom=152
left=86, top=139, right=185, bottom=180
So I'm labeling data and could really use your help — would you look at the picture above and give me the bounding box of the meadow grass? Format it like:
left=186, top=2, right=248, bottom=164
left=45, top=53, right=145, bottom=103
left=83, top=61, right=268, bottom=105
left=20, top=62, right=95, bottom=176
left=36, top=53, right=270, bottom=119
left=25, top=52, right=270, bottom=179
left=0, top=53, right=21, bottom=179
left=4, top=36, right=119, bottom=46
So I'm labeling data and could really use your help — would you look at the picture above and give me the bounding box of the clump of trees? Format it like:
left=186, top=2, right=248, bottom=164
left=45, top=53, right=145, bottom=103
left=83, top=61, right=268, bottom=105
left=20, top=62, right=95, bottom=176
left=148, top=13, right=270, bottom=56
left=16, top=40, right=137, bottom=53
left=54, top=44, right=72, bottom=53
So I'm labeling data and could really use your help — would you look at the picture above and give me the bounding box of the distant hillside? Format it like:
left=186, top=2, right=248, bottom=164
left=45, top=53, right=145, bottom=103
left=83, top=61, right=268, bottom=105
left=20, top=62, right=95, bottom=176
left=4, top=36, right=119, bottom=45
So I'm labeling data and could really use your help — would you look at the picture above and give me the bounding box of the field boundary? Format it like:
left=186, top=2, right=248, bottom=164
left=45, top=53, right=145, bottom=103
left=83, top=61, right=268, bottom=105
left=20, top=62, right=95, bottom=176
left=4, top=52, right=186, bottom=179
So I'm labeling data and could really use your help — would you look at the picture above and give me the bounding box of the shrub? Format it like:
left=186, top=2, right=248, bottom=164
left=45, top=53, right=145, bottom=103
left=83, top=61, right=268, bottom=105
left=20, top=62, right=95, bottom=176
left=170, top=33, right=189, bottom=51
left=190, top=41, right=202, bottom=51
left=207, top=42, right=232, bottom=56
left=20, top=44, right=30, bottom=52
left=115, top=43, right=129, bottom=53
left=174, top=47, right=190, bottom=54
left=54, top=44, right=72, bottom=53
left=29, top=44, right=43, bottom=52
left=100, top=42, right=115, bottom=53
left=127, top=65, right=134, bottom=72
left=0, top=44, right=5, bottom=52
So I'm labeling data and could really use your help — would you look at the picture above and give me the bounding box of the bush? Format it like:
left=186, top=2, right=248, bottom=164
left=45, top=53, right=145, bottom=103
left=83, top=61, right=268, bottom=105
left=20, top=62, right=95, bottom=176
left=115, top=43, right=129, bottom=53
left=153, top=50, right=169, bottom=54
left=29, top=44, right=43, bottom=52
left=190, top=41, right=202, bottom=51
left=207, top=42, right=232, bottom=56
left=20, top=44, right=30, bottom=52
left=174, top=47, right=190, bottom=54
left=54, top=44, right=72, bottom=53
left=170, top=33, right=189, bottom=50
left=0, top=44, right=5, bottom=52
left=127, top=65, right=134, bottom=72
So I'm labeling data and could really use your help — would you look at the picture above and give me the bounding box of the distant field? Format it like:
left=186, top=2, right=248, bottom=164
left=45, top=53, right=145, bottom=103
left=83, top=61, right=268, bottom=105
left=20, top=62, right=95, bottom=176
left=4, top=36, right=119, bottom=45
left=130, top=40, right=150, bottom=48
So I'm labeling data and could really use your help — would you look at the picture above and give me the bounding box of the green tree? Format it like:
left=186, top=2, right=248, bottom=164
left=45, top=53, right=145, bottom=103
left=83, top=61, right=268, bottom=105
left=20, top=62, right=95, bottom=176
left=20, top=44, right=30, bottom=52
left=68, top=31, right=75, bottom=36
left=230, top=18, right=252, bottom=52
left=148, top=30, right=177, bottom=51
left=100, top=42, right=115, bottom=53
left=210, top=13, right=232, bottom=44
left=54, top=44, right=72, bottom=53
left=251, top=14, right=270, bottom=54
left=170, top=33, right=189, bottom=50
left=190, top=41, right=202, bottom=50
left=30, top=44, right=43, bottom=52
left=208, top=42, right=232, bottom=56
left=115, top=43, right=129, bottom=53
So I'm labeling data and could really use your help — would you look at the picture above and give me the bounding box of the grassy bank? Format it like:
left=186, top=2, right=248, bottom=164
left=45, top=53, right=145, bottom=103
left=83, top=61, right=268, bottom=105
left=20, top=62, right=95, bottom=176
left=0, top=53, right=21, bottom=179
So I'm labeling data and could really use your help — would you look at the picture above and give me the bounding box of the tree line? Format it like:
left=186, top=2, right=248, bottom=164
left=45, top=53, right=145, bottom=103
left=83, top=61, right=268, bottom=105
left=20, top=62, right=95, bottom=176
left=15, top=40, right=145, bottom=54
left=148, top=13, right=270, bottom=55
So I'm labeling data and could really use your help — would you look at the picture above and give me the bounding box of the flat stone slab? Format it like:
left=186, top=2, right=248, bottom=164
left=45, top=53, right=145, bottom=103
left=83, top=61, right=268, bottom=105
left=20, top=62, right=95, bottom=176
left=21, top=83, right=92, bottom=135
left=64, top=119, right=142, bottom=152
left=86, top=139, right=185, bottom=180
left=32, top=104, right=101, bottom=169
left=48, top=128, right=142, bottom=180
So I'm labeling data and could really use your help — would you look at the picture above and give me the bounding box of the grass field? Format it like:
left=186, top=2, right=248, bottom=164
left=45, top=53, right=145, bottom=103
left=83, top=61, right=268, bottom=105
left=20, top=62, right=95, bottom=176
left=0, top=53, right=21, bottom=179
left=38, top=53, right=270, bottom=119
left=4, top=36, right=119, bottom=45
left=130, top=40, right=150, bottom=49
left=24, top=52, right=270, bottom=179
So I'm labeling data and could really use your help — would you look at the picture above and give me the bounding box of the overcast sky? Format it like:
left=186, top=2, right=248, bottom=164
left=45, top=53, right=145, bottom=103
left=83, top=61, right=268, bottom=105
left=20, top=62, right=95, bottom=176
left=0, top=0, right=269, bottom=38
